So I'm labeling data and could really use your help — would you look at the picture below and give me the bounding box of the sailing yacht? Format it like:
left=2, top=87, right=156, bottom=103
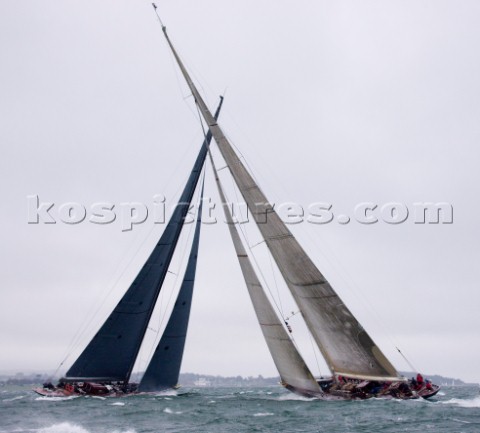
left=35, top=6, right=439, bottom=400
left=34, top=98, right=224, bottom=398
left=152, top=9, right=439, bottom=400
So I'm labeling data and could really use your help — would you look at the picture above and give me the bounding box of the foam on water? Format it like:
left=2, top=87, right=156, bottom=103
left=440, top=396, right=480, bottom=408
left=275, top=393, right=316, bottom=402
left=451, top=418, right=472, bottom=424
left=158, top=389, right=178, bottom=396
left=35, top=396, right=79, bottom=402
left=38, top=423, right=90, bottom=433
left=37, top=423, right=136, bottom=433
left=3, top=385, right=480, bottom=433
left=163, top=408, right=182, bottom=414
left=2, top=395, right=26, bottom=402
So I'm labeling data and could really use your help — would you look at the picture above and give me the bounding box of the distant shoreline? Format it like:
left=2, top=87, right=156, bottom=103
left=0, top=371, right=477, bottom=387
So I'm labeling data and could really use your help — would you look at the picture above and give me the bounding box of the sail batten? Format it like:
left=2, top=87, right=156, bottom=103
left=160, top=26, right=400, bottom=380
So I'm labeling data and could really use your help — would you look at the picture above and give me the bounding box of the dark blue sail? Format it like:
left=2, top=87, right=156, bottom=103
left=63, top=97, right=224, bottom=383
left=139, top=181, right=204, bottom=392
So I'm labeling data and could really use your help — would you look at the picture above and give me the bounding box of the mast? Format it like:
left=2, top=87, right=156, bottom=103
left=139, top=180, right=205, bottom=392
left=156, top=15, right=400, bottom=381
left=62, top=97, right=224, bottom=384
left=208, top=150, right=322, bottom=396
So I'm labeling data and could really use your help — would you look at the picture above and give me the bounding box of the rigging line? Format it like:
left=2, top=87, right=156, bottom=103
left=250, top=239, right=266, bottom=249
left=152, top=5, right=204, bottom=124
left=212, top=148, right=295, bottom=332
left=154, top=5, right=220, bottom=115
left=225, top=187, right=288, bottom=326
left=204, top=130, right=289, bottom=327
left=268, top=253, right=284, bottom=318
left=230, top=170, right=249, bottom=245
left=298, top=220, right=420, bottom=371
left=221, top=129, right=262, bottom=187
left=153, top=4, right=217, bottom=120
left=308, top=329, right=323, bottom=378
left=159, top=173, right=203, bottom=329
left=160, top=130, right=206, bottom=199
left=396, top=347, right=418, bottom=373
left=53, top=215, right=165, bottom=376
left=142, top=167, right=205, bottom=373
left=147, top=100, right=211, bottom=354
left=285, top=310, right=300, bottom=321
left=189, top=73, right=293, bottom=341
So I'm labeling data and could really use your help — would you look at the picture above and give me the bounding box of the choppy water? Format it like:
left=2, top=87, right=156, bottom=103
left=1, top=385, right=479, bottom=432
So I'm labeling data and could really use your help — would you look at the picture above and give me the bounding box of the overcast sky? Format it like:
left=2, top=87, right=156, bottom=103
left=1, top=1, right=479, bottom=384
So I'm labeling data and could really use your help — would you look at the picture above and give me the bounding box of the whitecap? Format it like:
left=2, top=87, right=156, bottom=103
left=37, top=423, right=136, bottom=433
left=110, top=402, right=125, bottom=406
left=452, top=418, right=472, bottom=424
left=151, top=389, right=178, bottom=397
left=440, top=396, right=480, bottom=408
left=38, top=422, right=89, bottom=433
left=253, top=412, right=274, bottom=417
left=163, top=407, right=182, bottom=414
left=2, top=395, right=25, bottom=402
left=276, top=393, right=316, bottom=402
left=91, top=396, right=106, bottom=400
left=35, top=396, right=79, bottom=402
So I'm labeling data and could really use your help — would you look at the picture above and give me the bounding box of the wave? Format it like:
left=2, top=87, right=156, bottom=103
left=35, top=396, right=79, bottom=402
left=440, top=396, right=480, bottom=408
left=275, top=393, right=316, bottom=402
left=253, top=412, right=274, bottom=417
left=38, top=423, right=90, bottom=433
left=163, top=407, right=183, bottom=414
left=2, top=395, right=26, bottom=402
left=37, top=423, right=136, bottom=433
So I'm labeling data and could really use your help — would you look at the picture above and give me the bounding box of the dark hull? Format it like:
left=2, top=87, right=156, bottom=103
left=285, top=380, right=441, bottom=401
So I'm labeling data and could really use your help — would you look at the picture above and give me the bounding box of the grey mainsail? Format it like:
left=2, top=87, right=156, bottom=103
left=63, top=98, right=224, bottom=383
left=159, top=24, right=399, bottom=381
left=139, top=181, right=205, bottom=392
left=209, top=151, right=322, bottom=396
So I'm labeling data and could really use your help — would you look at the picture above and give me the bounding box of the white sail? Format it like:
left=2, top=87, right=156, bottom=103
left=209, top=151, right=322, bottom=396
left=160, top=25, right=400, bottom=380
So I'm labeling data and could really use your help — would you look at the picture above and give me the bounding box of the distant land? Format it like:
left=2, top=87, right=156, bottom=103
left=0, top=371, right=477, bottom=387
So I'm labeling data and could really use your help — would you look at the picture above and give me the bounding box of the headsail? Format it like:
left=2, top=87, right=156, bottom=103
left=158, top=23, right=399, bottom=380
left=63, top=97, right=224, bottom=383
left=139, top=180, right=205, bottom=392
left=209, top=151, right=322, bottom=396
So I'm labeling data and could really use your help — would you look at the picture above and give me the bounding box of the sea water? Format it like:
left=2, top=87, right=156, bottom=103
left=1, top=385, right=479, bottom=433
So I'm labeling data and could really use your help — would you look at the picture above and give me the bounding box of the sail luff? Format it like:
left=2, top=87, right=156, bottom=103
left=208, top=150, right=322, bottom=396
left=138, top=179, right=205, bottom=392
left=63, top=98, right=224, bottom=384
left=159, top=26, right=399, bottom=380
